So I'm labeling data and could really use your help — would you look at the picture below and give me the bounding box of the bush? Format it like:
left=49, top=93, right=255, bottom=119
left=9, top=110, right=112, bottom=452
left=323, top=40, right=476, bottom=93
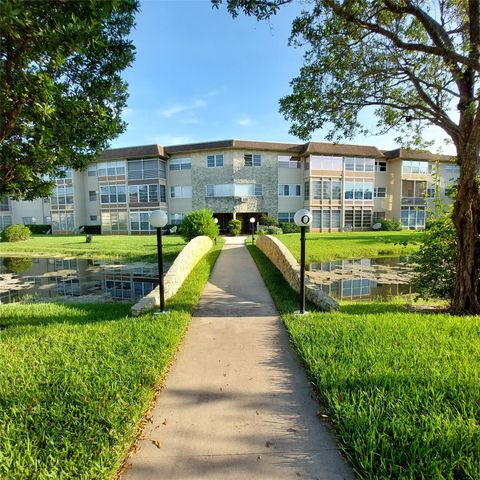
left=82, top=225, right=101, bottom=235
left=1, top=224, right=32, bottom=242
left=180, top=209, right=219, bottom=241
left=411, top=207, right=456, bottom=301
left=280, top=222, right=300, bottom=233
left=3, top=256, right=33, bottom=273
left=259, top=214, right=278, bottom=226
left=259, top=225, right=283, bottom=235
left=27, top=224, right=51, bottom=234
left=227, top=219, right=242, bottom=236
left=379, top=218, right=402, bottom=231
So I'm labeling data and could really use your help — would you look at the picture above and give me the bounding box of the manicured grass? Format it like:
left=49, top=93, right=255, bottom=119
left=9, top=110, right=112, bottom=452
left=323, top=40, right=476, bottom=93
left=274, top=231, right=422, bottom=263
left=0, top=234, right=186, bottom=262
left=248, top=245, right=480, bottom=480
left=0, top=239, right=223, bottom=480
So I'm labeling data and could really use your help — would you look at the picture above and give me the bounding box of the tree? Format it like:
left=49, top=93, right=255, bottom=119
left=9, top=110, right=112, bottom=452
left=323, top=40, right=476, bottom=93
left=0, top=0, right=138, bottom=200
left=213, top=0, right=480, bottom=314
left=181, top=209, right=220, bottom=241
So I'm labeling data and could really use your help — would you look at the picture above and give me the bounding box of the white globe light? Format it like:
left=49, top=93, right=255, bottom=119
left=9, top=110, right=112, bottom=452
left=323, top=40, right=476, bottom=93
left=213, top=217, right=219, bottom=224
left=249, top=217, right=256, bottom=223
left=149, top=210, right=168, bottom=228
left=294, top=209, right=312, bottom=227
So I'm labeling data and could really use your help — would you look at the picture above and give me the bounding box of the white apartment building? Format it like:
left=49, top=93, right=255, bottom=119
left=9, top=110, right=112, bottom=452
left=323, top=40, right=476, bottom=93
left=0, top=139, right=458, bottom=234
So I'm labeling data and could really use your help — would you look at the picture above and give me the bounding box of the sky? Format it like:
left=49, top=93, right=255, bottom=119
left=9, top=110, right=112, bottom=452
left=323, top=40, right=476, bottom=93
left=111, top=0, right=454, bottom=154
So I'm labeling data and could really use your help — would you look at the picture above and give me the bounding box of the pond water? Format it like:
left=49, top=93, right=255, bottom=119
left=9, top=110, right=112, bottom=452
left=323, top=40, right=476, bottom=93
left=307, top=256, right=414, bottom=300
left=0, top=257, right=160, bottom=304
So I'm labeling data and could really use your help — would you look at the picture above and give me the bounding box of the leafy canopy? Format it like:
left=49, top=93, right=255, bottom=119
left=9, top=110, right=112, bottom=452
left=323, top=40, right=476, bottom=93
left=0, top=0, right=138, bottom=199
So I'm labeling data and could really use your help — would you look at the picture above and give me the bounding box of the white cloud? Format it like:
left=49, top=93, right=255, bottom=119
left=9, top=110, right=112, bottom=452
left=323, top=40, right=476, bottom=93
left=158, top=98, right=207, bottom=118
left=237, top=114, right=253, bottom=127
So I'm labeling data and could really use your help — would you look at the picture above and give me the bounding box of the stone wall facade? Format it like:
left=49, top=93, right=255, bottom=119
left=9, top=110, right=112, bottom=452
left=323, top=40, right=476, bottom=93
left=130, top=235, right=213, bottom=316
left=256, top=235, right=339, bottom=312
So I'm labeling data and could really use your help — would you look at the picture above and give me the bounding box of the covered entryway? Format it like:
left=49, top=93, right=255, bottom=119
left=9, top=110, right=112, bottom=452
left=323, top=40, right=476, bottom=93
left=213, top=213, right=233, bottom=233
left=235, top=212, right=267, bottom=233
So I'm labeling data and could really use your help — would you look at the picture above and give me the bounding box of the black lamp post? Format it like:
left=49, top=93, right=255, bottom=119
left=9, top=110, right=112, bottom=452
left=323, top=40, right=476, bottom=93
left=249, top=216, right=256, bottom=244
left=294, top=209, right=313, bottom=314
left=149, top=210, right=168, bottom=312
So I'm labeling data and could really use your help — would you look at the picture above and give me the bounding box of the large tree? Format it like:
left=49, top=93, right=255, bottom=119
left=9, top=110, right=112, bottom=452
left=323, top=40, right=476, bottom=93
left=214, top=0, right=480, bottom=314
left=0, top=0, right=138, bottom=200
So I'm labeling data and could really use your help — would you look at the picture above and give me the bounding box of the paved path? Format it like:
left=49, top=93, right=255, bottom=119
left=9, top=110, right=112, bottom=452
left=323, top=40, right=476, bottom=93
left=122, top=236, right=354, bottom=480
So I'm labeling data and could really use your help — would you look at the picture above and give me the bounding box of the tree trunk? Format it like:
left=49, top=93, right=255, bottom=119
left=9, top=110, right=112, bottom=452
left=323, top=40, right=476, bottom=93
left=451, top=146, right=480, bottom=315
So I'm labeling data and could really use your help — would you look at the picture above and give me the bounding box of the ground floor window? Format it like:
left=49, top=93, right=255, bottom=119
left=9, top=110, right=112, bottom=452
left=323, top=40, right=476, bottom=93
left=101, top=211, right=128, bottom=233
left=0, top=215, right=12, bottom=230
left=170, top=213, right=184, bottom=225
left=344, top=208, right=372, bottom=230
left=373, top=211, right=386, bottom=223
left=401, top=206, right=425, bottom=228
left=312, top=209, right=341, bottom=229
left=278, top=212, right=295, bottom=223
left=52, top=212, right=74, bottom=232
left=129, top=211, right=156, bottom=233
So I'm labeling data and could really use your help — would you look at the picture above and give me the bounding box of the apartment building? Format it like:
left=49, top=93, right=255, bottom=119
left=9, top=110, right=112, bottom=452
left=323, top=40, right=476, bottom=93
left=0, top=139, right=458, bottom=234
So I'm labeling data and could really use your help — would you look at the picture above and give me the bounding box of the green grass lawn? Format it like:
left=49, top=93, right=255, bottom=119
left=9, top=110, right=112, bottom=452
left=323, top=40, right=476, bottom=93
left=248, top=245, right=480, bottom=480
left=0, top=239, right=223, bottom=480
left=0, top=234, right=186, bottom=263
left=274, top=231, right=422, bottom=263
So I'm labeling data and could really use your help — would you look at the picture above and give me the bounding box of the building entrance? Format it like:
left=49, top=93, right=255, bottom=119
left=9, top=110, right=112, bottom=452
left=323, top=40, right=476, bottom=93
left=235, top=212, right=267, bottom=233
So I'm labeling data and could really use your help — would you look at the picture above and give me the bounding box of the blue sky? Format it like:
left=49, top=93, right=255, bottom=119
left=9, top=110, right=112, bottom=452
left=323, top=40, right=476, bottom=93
left=112, top=0, right=453, bottom=153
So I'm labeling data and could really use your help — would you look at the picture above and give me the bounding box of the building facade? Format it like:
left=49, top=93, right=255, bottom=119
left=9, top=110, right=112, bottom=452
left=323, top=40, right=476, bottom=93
left=0, top=139, right=458, bottom=234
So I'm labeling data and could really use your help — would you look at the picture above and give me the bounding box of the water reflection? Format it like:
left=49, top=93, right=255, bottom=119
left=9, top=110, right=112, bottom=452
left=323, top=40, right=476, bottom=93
left=0, top=257, right=159, bottom=304
left=307, top=257, right=414, bottom=300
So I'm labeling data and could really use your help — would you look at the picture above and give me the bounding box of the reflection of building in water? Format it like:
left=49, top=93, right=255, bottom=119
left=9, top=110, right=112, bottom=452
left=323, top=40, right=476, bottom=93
left=309, top=258, right=413, bottom=300
left=104, top=275, right=157, bottom=300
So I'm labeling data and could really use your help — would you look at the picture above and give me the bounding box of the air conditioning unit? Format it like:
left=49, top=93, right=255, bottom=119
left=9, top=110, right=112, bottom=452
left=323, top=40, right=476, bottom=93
left=240, top=197, right=248, bottom=202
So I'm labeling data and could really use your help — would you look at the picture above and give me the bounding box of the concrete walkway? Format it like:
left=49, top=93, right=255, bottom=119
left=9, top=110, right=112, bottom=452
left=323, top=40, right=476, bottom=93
left=122, top=236, right=354, bottom=480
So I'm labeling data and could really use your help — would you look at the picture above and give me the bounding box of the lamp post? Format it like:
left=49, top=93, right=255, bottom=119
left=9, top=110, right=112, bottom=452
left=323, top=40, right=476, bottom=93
left=249, top=216, right=256, bottom=244
left=149, top=210, right=168, bottom=312
left=294, top=209, right=312, bottom=314
left=213, top=217, right=218, bottom=244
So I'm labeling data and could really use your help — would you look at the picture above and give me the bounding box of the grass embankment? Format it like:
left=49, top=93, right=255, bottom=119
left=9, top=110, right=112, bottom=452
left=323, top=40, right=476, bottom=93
left=0, top=234, right=186, bottom=262
left=274, top=231, right=422, bottom=263
left=248, top=245, right=480, bottom=479
left=0, top=239, right=223, bottom=480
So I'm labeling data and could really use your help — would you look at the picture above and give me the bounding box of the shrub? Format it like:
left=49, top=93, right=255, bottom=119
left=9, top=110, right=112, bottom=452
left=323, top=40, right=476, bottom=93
left=280, top=222, right=300, bottom=233
left=83, top=225, right=101, bottom=235
left=411, top=207, right=456, bottom=301
left=379, top=218, right=402, bottom=231
left=259, top=225, right=283, bottom=235
left=1, top=224, right=32, bottom=242
left=3, top=256, right=33, bottom=273
left=259, top=214, right=278, bottom=226
left=180, top=209, right=219, bottom=241
left=27, top=224, right=51, bottom=234
left=227, top=219, right=242, bottom=236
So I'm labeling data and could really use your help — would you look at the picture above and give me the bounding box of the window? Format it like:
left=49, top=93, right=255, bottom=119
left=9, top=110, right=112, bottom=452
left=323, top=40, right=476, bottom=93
left=401, top=206, right=426, bottom=228
left=128, top=184, right=164, bottom=203
left=90, top=215, right=98, bottom=222
left=87, top=165, right=97, bottom=176
left=89, top=190, right=97, bottom=201
left=426, top=187, right=436, bottom=198
left=344, top=181, right=373, bottom=201
left=374, top=187, right=386, bottom=198
left=310, top=155, right=343, bottom=170
left=345, top=208, right=372, bottom=229
left=401, top=180, right=426, bottom=204
left=169, top=158, right=191, bottom=170
left=444, top=164, right=460, bottom=179
left=0, top=215, right=12, bottom=230
left=0, top=197, right=10, bottom=211
left=345, top=157, right=375, bottom=172
left=127, top=159, right=165, bottom=179
left=170, top=213, right=184, bottom=225
left=278, top=184, right=301, bottom=197
left=304, top=181, right=310, bottom=200
left=312, top=179, right=341, bottom=200
left=51, top=212, right=75, bottom=232
left=129, top=211, right=157, bottom=233
left=97, top=161, right=125, bottom=177
left=101, top=211, right=128, bottom=233
left=402, top=160, right=429, bottom=175
left=207, top=154, right=224, bottom=167
left=278, top=212, right=295, bottom=223
left=170, top=186, right=192, bottom=198
left=50, top=185, right=74, bottom=206
left=373, top=212, right=386, bottom=223
left=445, top=187, right=455, bottom=197
left=205, top=184, right=262, bottom=197
left=375, top=161, right=387, bottom=172
left=100, top=185, right=126, bottom=203
left=244, top=154, right=261, bottom=167
left=311, top=209, right=341, bottom=229
left=56, top=166, right=73, bottom=179
left=278, top=156, right=301, bottom=168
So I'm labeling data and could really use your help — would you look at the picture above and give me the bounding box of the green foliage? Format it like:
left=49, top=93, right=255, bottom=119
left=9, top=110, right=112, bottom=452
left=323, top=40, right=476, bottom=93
left=1, top=224, right=32, bottom=242
left=0, top=240, right=224, bottom=479
left=0, top=0, right=138, bottom=199
left=2, top=256, right=33, bottom=273
left=27, top=224, right=51, bottom=234
left=227, top=218, right=242, bottom=236
left=259, top=214, right=278, bottom=226
left=259, top=225, right=283, bottom=235
left=379, top=218, right=402, bottom=231
left=181, top=209, right=219, bottom=241
left=411, top=207, right=456, bottom=302
left=249, top=245, right=480, bottom=480
left=279, top=222, right=300, bottom=233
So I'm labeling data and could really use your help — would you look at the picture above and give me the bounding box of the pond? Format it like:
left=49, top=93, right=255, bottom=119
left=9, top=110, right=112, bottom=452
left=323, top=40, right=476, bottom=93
left=307, top=256, right=415, bottom=300
left=0, top=257, right=161, bottom=304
